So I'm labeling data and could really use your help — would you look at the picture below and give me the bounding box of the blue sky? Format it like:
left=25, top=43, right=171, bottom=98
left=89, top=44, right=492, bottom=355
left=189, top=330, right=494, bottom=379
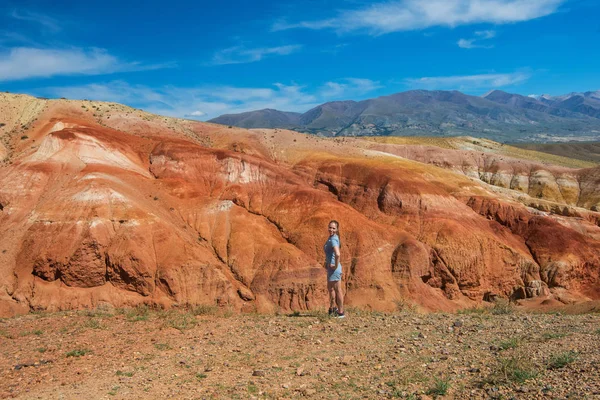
left=0, top=0, right=599, bottom=120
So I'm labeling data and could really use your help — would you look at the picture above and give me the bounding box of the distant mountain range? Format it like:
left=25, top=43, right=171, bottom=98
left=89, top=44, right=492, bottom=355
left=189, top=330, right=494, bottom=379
left=209, top=90, right=600, bottom=142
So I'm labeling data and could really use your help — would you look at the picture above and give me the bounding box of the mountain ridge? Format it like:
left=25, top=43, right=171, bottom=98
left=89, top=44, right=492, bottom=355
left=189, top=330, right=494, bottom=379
left=209, top=89, right=600, bottom=142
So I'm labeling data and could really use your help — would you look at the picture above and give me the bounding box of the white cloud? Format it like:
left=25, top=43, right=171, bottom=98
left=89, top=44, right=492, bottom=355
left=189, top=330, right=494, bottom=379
left=458, top=29, right=496, bottom=48
left=322, top=43, right=350, bottom=54
left=10, top=10, right=61, bottom=33
left=40, top=77, right=382, bottom=120
left=42, top=81, right=316, bottom=120
left=319, top=78, right=382, bottom=98
left=211, top=45, right=302, bottom=65
left=405, top=71, right=531, bottom=90
left=186, top=111, right=206, bottom=117
left=0, top=47, right=174, bottom=81
left=273, top=0, right=565, bottom=35
left=457, top=38, right=476, bottom=48
left=475, top=30, right=496, bottom=39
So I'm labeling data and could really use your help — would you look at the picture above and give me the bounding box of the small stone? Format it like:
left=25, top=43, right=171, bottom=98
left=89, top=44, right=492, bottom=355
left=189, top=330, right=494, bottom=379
left=252, top=370, right=265, bottom=377
left=453, top=320, right=463, bottom=327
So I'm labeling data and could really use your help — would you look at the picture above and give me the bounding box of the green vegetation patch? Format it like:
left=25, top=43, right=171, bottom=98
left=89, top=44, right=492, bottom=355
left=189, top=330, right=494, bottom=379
left=154, top=343, right=172, bottom=351
left=0, top=329, right=14, bottom=339
left=512, top=142, right=600, bottom=166
left=548, top=351, right=578, bottom=370
left=426, top=377, right=451, bottom=397
left=498, top=337, right=519, bottom=351
left=84, top=318, right=105, bottom=330
left=491, top=300, right=514, bottom=315
left=486, top=354, right=538, bottom=384
left=542, top=332, right=568, bottom=340
left=66, top=349, right=92, bottom=357
left=159, top=310, right=197, bottom=331
left=120, top=305, right=151, bottom=322
left=190, top=304, right=218, bottom=316
left=457, top=306, right=488, bottom=315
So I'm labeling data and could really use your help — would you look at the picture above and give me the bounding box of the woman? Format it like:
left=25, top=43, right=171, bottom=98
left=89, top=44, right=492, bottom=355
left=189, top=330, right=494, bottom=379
left=324, top=220, right=345, bottom=318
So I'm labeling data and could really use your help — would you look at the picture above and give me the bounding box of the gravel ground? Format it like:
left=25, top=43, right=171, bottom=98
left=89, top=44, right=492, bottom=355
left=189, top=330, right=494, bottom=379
left=1, top=306, right=599, bottom=399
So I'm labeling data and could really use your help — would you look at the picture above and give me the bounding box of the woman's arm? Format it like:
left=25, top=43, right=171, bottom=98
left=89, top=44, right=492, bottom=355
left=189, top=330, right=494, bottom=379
left=331, top=245, right=340, bottom=269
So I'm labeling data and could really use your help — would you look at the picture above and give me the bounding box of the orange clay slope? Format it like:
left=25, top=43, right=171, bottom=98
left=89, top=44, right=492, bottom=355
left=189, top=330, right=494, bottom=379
left=0, top=93, right=599, bottom=317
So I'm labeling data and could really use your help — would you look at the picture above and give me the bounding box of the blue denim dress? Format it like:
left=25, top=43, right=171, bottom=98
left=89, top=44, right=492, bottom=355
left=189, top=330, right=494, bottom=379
left=324, top=234, right=342, bottom=282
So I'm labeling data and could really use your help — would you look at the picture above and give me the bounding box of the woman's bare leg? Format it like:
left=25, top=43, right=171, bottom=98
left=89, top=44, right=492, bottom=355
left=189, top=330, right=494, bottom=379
left=334, top=281, right=344, bottom=314
left=327, top=281, right=336, bottom=310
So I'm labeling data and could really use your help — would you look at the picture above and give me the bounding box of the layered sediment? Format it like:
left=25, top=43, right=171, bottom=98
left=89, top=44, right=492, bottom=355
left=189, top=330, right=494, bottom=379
left=1, top=93, right=599, bottom=316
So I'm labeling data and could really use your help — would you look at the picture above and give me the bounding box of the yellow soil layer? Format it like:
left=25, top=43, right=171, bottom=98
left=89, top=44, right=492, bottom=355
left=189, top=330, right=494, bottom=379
left=362, top=136, right=597, bottom=169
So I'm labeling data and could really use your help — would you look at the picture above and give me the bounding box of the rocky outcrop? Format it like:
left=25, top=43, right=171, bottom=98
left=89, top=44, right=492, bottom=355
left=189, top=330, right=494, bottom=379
left=365, top=141, right=600, bottom=212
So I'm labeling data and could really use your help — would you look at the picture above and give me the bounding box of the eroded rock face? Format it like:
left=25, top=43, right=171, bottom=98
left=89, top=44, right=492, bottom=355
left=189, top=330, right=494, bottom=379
left=365, top=141, right=600, bottom=209
left=0, top=94, right=599, bottom=316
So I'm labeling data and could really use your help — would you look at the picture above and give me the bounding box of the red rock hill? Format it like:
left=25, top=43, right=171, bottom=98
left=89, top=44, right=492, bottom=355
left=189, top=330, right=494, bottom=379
left=1, top=94, right=599, bottom=316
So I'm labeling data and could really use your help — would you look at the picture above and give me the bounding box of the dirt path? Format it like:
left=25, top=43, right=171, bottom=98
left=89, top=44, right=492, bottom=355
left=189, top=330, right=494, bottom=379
left=1, top=307, right=599, bottom=399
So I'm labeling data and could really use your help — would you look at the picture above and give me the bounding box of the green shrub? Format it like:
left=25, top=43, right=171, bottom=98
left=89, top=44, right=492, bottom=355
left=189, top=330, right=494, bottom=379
left=191, top=304, right=218, bottom=316
left=154, top=343, right=171, bottom=350
left=491, top=299, right=514, bottom=315
left=498, top=337, right=519, bottom=350
left=426, top=377, right=450, bottom=397
left=486, top=354, right=538, bottom=384
left=542, top=332, right=567, bottom=340
left=84, top=319, right=104, bottom=329
left=457, top=306, right=488, bottom=315
left=122, top=305, right=150, bottom=322
left=161, top=311, right=197, bottom=331
left=548, top=351, right=578, bottom=370
left=66, top=349, right=91, bottom=357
